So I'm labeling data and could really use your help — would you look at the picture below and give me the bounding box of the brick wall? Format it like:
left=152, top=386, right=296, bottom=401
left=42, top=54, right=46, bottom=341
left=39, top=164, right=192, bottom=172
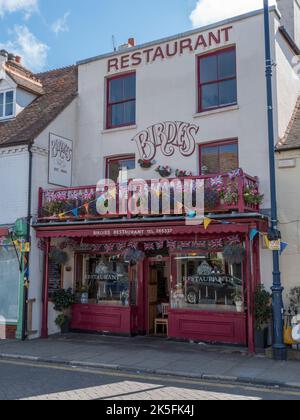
left=0, top=324, right=17, bottom=340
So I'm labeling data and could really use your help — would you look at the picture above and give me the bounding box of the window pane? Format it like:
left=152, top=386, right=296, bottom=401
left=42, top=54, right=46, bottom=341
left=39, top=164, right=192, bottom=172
left=201, top=83, right=219, bottom=110
left=0, top=93, right=3, bottom=117
left=200, top=55, right=218, bottom=83
left=110, top=103, right=124, bottom=126
left=219, top=143, right=238, bottom=173
left=219, top=49, right=236, bottom=79
left=172, top=253, right=243, bottom=312
left=108, top=158, right=135, bottom=183
left=83, top=255, right=130, bottom=306
left=5, top=103, right=13, bottom=117
left=5, top=91, right=14, bottom=104
left=201, top=146, right=219, bottom=174
left=4, top=91, right=14, bottom=117
left=124, top=75, right=136, bottom=100
left=219, top=79, right=237, bottom=106
left=123, top=100, right=136, bottom=124
left=109, top=78, right=124, bottom=103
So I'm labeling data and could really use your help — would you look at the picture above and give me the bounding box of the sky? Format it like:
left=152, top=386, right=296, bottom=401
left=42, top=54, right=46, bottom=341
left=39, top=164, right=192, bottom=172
left=0, top=0, right=277, bottom=73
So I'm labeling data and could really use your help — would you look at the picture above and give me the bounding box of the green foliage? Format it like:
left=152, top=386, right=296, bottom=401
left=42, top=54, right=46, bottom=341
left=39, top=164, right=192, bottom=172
left=55, top=314, right=69, bottom=328
left=52, top=289, right=76, bottom=312
left=254, top=285, right=272, bottom=331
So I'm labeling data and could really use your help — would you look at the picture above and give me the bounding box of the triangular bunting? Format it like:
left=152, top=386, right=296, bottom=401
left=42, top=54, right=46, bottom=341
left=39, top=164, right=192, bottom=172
left=204, top=217, right=212, bottom=230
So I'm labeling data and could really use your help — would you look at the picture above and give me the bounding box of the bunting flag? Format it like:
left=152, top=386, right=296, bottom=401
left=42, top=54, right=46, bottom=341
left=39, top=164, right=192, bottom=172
left=13, top=240, right=19, bottom=247
left=84, top=203, right=89, bottom=213
left=187, top=210, right=197, bottom=219
left=58, top=213, right=65, bottom=219
left=204, top=217, right=212, bottom=230
left=72, top=208, right=79, bottom=217
left=250, top=228, right=259, bottom=241
left=264, top=235, right=270, bottom=249
left=280, top=242, right=288, bottom=255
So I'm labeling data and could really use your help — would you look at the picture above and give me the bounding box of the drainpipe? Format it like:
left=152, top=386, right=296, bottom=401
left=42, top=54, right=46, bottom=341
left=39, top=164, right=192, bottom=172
left=263, top=0, right=287, bottom=361
left=17, top=142, right=33, bottom=341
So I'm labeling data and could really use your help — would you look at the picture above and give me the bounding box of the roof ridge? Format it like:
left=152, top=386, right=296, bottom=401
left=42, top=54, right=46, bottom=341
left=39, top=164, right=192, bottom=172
left=36, top=64, right=77, bottom=77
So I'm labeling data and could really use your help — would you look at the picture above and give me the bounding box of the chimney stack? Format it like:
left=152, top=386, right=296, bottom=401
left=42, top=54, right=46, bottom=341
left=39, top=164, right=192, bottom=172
left=0, top=50, right=8, bottom=66
left=15, top=56, right=22, bottom=64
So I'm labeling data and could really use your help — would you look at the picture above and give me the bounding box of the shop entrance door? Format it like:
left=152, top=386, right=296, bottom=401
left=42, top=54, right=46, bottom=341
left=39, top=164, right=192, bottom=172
left=147, top=259, right=170, bottom=335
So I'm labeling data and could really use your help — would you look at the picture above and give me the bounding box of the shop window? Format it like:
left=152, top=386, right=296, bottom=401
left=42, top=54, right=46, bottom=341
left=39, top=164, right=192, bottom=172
left=198, top=48, right=237, bottom=112
left=199, top=140, right=238, bottom=175
left=171, top=252, right=243, bottom=312
left=106, top=73, right=136, bottom=129
left=106, top=155, right=136, bottom=183
left=0, top=247, right=20, bottom=321
left=0, top=90, right=15, bottom=120
left=77, top=255, right=136, bottom=307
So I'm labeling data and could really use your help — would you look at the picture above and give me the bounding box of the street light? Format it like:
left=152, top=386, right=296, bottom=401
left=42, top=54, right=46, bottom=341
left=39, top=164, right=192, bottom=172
left=263, top=0, right=287, bottom=361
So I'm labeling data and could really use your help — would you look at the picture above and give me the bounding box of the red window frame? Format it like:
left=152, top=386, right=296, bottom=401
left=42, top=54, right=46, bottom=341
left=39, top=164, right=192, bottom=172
left=105, top=154, right=136, bottom=180
left=198, top=47, right=237, bottom=113
left=199, top=139, right=239, bottom=176
left=106, top=72, right=136, bottom=129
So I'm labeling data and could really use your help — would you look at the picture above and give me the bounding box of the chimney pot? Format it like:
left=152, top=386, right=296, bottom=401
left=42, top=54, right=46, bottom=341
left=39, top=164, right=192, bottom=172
left=15, top=56, right=22, bottom=64
left=128, top=38, right=135, bottom=47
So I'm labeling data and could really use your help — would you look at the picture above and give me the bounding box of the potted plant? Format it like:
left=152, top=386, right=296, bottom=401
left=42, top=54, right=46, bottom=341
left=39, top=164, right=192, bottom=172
left=232, top=290, right=244, bottom=313
left=223, top=243, right=246, bottom=265
left=244, top=184, right=264, bottom=206
left=175, top=169, right=193, bottom=177
left=49, top=249, right=69, bottom=265
left=79, top=285, right=89, bottom=304
left=155, top=165, right=172, bottom=178
left=254, top=285, right=272, bottom=351
left=52, top=288, right=76, bottom=334
left=138, top=159, right=154, bottom=169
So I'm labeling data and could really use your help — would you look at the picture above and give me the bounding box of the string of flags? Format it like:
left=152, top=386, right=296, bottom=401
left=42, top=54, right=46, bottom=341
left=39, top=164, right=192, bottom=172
left=249, top=228, right=288, bottom=255
left=0, top=238, right=30, bottom=253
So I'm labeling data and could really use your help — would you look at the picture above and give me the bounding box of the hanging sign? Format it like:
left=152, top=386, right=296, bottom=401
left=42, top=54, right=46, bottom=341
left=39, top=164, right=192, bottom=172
left=268, top=239, right=281, bottom=252
left=49, top=133, right=73, bottom=187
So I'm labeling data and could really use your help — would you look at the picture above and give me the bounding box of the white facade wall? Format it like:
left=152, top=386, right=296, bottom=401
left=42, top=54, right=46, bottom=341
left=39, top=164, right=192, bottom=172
left=276, top=149, right=300, bottom=305
left=0, top=147, right=29, bottom=225
left=29, top=99, right=78, bottom=337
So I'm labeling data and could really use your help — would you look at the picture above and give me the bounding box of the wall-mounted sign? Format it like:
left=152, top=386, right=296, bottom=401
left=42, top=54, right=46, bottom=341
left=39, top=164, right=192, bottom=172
left=107, top=26, right=233, bottom=72
left=48, top=133, right=73, bottom=187
left=132, top=121, right=199, bottom=161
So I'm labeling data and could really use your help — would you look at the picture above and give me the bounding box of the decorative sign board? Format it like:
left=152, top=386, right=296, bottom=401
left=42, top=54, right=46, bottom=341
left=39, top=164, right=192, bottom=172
left=48, top=260, right=63, bottom=299
left=49, top=133, right=73, bottom=187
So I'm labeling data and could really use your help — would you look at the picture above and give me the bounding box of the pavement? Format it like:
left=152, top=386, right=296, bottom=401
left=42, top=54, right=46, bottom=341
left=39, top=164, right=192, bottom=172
left=0, top=334, right=300, bottom=390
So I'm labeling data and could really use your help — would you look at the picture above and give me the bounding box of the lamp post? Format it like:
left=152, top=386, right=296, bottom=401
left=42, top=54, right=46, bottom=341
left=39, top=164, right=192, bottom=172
left=263, top=0, right=287, bottom=361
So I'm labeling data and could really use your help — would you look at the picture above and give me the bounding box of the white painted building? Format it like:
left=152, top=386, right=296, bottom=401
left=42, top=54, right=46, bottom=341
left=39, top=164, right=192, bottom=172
left=0, top=4, right=299, bottom=346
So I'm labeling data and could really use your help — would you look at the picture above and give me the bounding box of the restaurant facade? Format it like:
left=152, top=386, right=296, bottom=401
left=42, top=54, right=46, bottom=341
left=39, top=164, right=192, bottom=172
left=29, top=5, right=300, bottom=351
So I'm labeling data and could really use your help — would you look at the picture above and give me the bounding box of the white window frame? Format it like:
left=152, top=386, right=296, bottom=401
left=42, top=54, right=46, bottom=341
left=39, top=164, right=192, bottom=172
left=0, top=89, right=16, bottom=121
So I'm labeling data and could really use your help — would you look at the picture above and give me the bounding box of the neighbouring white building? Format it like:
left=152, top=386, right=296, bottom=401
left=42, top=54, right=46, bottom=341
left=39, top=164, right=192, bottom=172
left=0, top=3, right=299, bottom=351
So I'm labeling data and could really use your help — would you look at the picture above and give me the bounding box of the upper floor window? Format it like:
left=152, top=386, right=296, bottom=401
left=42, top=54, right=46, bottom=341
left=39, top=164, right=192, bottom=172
left=106, top=155, right=136, bottom=183
left=0, top=90, right=14, bottom=120
left=200, top=140, right=238, bottom=175
left=106, top=73, right=136, bottom=129
left=198, top=47, right=237, bottom=113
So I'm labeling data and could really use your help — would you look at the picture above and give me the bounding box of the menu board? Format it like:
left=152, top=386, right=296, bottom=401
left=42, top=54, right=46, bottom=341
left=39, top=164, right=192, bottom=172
left=48, top=261, right=62, bottom=299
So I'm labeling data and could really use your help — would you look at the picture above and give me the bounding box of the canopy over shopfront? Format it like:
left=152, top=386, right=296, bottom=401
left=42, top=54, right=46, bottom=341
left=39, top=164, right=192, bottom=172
left=35, top=214, right=268, bottom=353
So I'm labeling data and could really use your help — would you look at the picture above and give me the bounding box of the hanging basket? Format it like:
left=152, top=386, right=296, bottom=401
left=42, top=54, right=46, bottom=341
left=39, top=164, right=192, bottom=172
left=223, top=244, right=246, bottom=265
left=49, top=249, right=69, bottom=265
